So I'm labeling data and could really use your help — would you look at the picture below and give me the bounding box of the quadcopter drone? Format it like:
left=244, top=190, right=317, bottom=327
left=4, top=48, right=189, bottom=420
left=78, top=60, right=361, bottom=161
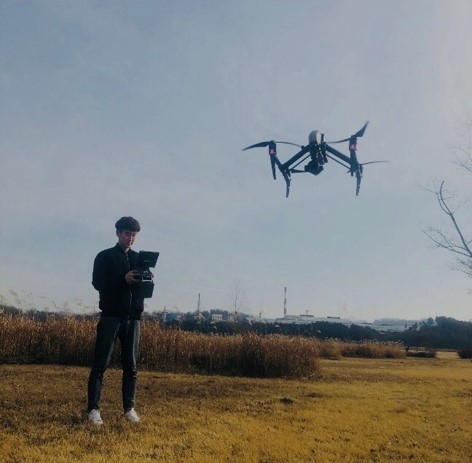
left=243, top=121, right=386, bottom=197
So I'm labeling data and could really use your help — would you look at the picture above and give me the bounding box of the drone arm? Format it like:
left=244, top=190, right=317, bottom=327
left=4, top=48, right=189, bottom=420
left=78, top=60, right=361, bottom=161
left=281, top=145, right=310, bottom=171
left=270, top=157, right=277, bottom=179
left=324, top=144, right=351, bottom=165
left=272, top=157, right=291, bottom=197
left=326, top=143, right=362, bottom=196
left=265, top=151, right=291, bottom=196
left=325, top=153, right=350, bottom=170
left=289, top=153, right=311, bottom=171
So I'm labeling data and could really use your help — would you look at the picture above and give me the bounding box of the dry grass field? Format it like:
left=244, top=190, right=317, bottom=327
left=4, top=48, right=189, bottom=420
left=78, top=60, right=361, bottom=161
left=1, top=354, right=471, bottom=463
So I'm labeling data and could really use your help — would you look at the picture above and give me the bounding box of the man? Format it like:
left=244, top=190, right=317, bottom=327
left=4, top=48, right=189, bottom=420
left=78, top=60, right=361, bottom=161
left=87, top=216, right=144, bottom=425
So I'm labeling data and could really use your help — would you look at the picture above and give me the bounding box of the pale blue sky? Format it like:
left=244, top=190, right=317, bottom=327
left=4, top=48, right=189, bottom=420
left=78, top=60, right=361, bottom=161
left=1, top=0, right=472, bottom=321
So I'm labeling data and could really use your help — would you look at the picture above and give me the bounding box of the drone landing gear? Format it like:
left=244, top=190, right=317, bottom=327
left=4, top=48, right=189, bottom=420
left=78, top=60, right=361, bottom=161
left=282, top=172, right=291, bottom=198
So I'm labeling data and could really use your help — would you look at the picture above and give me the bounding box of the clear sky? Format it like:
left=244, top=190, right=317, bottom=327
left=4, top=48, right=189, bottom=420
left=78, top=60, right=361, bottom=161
left=1, top=0, right=472, bottom=321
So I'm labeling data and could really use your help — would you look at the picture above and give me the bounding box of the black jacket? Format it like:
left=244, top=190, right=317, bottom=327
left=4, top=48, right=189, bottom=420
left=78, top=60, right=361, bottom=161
left=92, top=244, right=144, bottom=319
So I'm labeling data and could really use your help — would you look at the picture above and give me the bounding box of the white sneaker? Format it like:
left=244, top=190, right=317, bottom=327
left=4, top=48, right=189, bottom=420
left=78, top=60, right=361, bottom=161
left=88, top=409, right=103, bottom=425
left=124, top=408, right=140, bottom=423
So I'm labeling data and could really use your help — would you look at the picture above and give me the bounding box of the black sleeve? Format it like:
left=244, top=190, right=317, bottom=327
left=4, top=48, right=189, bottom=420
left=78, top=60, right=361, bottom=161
left=92, top=251, right=128, bottom=292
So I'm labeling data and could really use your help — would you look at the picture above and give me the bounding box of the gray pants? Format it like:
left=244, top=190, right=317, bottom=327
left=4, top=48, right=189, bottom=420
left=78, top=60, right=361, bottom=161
left=87, top=317, right=140, bottom=412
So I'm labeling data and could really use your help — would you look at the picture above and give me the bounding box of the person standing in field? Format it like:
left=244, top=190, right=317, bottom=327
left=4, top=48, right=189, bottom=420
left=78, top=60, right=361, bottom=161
left=87, top=216, right=144, bottom=425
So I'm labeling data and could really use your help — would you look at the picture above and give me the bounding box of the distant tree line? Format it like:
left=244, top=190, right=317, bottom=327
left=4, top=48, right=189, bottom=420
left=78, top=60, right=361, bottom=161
left=165, top=316, right=472, bottom=351
left=398, top=316, right=472, bottom=350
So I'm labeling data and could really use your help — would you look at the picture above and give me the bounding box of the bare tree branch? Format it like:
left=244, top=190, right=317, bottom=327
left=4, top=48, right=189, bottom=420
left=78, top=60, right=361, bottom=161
left=452, top=121, right=472, bottom=173
left=227, top=280, right=246, bottom=315
left=424, top=123, right=472, bottom=277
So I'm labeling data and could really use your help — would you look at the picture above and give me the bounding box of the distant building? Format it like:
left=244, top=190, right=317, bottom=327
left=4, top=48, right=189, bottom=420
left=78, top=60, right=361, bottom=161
left=211, top=313, right=223, bottom=322
left=269, top=314, right=419, bottom=331
left=275, top=314, right=351, bottom=325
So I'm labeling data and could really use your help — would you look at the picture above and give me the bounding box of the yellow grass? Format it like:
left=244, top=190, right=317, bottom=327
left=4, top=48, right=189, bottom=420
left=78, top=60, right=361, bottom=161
left=1, top=355, right=471, bottom=462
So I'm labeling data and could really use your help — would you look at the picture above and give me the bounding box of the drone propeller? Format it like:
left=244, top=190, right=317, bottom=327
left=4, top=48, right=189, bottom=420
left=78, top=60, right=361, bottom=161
left=361, top=160, right=389, bottom=166
left=243, top=140, right=302, bottom=150
left=352, top=161, right=389, bottom=196
left=243, top=140, right=301, bottom=181
left=347, top=160, right=389, bottom=173
left=327, top=121, right=369, bottom=144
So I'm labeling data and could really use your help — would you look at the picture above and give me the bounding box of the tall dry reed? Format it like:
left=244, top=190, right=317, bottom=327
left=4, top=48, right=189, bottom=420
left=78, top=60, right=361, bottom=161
left=0, top=314, right=405, bottom=378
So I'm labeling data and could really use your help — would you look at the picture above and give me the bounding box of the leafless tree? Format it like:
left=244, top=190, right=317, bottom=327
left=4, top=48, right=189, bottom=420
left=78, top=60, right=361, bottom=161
left=227, top=280, right=246, bottom=316
left=452, top=121, right=472, bottom=173
left=423, top=181, right=472, bottom=277
left=423, top=122, right=472, bottom=277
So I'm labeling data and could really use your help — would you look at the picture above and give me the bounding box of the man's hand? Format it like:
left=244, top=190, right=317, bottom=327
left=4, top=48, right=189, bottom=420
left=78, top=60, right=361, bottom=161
left=125, top=270, right=140, bottom=285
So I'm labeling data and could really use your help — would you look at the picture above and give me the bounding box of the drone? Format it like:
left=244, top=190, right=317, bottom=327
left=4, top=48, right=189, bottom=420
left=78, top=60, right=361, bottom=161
left=243, top=121, right=387, bottom=197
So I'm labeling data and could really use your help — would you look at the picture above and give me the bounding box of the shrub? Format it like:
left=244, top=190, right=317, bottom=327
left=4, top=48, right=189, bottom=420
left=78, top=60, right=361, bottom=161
left=458, top=348, right=472, bottom=359
left=406, top=349, right=437, bottom=358
left=341, top=341, right=406, bottom=359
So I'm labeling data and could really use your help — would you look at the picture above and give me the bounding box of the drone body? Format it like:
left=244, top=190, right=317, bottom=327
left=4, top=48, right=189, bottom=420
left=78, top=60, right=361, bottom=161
left=243, top=122, right=386, bottom=197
